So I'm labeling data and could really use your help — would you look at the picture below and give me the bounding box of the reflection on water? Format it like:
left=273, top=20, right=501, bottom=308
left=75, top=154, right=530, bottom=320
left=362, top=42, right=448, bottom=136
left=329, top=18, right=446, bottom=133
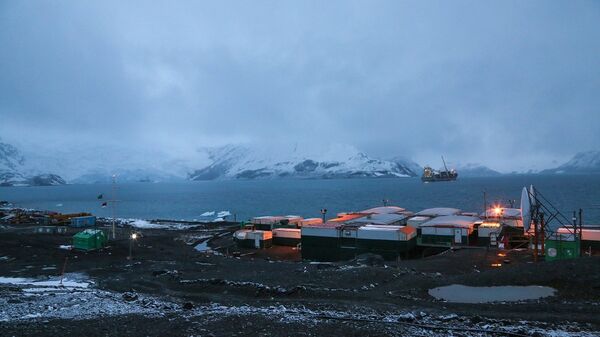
left=2, top=175, right=600, bottom=223
left=429, top=284, right=556, bottom=303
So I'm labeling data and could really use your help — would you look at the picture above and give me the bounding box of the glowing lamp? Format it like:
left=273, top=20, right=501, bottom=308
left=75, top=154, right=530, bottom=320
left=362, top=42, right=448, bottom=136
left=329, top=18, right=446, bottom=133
left=493, top=207, right=502, bottom=216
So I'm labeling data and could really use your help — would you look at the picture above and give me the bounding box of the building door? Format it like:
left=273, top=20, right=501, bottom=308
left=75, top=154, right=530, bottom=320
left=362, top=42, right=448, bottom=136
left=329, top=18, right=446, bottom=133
left=454, top=229, right=462, bottom=244
left=254, top=236, right=260, bottom=249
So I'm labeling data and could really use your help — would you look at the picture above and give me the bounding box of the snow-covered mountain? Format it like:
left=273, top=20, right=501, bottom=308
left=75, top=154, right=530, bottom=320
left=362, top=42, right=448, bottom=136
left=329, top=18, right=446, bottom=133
left=542, top=151, right=600, bottom=174
left=0, top=141, right=66, bottom=186
left=189, top=144, right=419, bottom=180
left=454, top=163, right=502, bottom=177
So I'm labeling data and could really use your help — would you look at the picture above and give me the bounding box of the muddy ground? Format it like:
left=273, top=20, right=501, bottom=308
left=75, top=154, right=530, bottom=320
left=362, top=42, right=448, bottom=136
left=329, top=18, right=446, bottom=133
left=0, top=224, right=599, bottom=336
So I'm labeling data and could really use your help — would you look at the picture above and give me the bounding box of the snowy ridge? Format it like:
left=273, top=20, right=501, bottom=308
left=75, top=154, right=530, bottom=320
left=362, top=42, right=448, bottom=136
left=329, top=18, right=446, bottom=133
left=0, top=141, right=66, bottom=186
left=454, top=163, right=502, bottom=177
left=542, top=151, right=600, bottom=174
left=190, top=144, right=419, bottom=180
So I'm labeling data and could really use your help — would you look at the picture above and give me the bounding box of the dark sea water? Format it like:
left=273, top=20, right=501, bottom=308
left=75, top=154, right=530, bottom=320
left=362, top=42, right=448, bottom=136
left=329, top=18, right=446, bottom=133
left=2, top=175, right=600, bottom=224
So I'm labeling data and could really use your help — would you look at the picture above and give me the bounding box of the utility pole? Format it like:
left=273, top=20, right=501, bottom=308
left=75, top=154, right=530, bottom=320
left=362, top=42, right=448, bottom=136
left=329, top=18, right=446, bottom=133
left=111, top=175, right=117, bottom=239
left=483, top=191, right=487, bottom=221
left=320, top=208, right=327, bottom=223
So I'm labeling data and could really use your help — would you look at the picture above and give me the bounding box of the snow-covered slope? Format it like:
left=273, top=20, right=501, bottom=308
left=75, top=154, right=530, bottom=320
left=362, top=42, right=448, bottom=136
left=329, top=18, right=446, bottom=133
left=190, top=144, right=419, bottom=180
left=454, top=163, right=502, bottom=177
left=0, top=141, right=66, bottom=186
left=2, top=139, right=423, bottom=184
left=542, top=151, right=600, bottom=174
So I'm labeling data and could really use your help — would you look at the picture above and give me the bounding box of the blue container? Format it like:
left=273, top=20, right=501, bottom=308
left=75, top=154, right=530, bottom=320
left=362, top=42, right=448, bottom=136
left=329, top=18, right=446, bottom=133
left=70, top=216, right=97, bottom=228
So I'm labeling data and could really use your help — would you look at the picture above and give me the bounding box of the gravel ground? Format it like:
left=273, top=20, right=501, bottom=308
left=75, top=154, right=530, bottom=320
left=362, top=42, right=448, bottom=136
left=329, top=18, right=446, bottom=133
left=0, top=225, right=598, bottom=336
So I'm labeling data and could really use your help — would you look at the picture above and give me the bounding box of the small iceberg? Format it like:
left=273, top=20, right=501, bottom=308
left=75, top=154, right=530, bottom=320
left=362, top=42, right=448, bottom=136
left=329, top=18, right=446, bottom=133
left=200, top=211, right=215, bottom=217
left=217, top=211, right=231, bottom=218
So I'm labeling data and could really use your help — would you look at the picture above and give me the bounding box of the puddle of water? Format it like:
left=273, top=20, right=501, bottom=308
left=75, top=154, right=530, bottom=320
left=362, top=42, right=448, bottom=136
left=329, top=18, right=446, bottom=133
left=428, top=284, right=556, bottom=303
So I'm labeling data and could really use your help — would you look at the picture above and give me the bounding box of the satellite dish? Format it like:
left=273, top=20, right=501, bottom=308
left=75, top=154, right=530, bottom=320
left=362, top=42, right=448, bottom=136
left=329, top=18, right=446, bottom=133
left=521, top=187, right=532, bottom=232
left=529, top=185, right=536, bottom=207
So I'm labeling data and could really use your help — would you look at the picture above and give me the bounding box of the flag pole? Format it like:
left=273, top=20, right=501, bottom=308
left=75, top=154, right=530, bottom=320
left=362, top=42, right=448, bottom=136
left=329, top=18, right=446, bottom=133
left=112, top=174, right=116, bottom=239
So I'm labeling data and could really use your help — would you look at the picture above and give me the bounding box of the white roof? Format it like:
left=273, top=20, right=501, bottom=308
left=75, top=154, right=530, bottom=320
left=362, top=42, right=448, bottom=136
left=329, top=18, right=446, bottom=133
left=347, top=213, right=407, bottom=225
left=252, top=216, right=285, bottom=220
left=251, top=216, right=286, bottom=222
left=416, top=208, right=461, bottom=217
left=359, top=224, right=404, bottom=231
left=421, top=215, right=481, bottom=228
left=273, top=228, right=301, bottom=233
left=361, top=206, right=406, bottom=214
left=408, top=216, right=432, bottom=221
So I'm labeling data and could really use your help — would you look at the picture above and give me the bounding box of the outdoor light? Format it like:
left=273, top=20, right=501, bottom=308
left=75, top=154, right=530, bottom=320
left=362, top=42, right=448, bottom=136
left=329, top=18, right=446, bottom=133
left=128, top=232, right=138, bottom=260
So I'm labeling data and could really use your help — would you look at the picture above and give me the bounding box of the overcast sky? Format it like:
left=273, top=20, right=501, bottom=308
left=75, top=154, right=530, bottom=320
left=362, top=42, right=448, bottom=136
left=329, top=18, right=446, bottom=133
left=1, top=1, right=599, bottom=172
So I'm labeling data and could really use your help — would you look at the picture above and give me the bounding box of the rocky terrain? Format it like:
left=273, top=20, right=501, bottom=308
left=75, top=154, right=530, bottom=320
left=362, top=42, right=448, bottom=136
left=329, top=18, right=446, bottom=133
left=0, top=223, right=598, bottom=336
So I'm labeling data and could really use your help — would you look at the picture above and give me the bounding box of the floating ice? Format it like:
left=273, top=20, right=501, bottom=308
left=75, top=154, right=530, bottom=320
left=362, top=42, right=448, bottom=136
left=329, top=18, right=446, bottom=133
left=200, top=211, right=215, bottom=217
left=217, top=211, right=231, bottom=218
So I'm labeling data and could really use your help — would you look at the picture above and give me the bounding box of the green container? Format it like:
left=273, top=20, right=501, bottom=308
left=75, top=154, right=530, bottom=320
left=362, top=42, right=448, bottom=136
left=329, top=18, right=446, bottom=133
left=545, top=236, right=580, bottom=261
left=73, top=229, right=107, bottom=251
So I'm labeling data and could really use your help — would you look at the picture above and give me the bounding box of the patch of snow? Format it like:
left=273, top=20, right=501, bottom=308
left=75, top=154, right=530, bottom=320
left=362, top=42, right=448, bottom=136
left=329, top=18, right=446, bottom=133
left=194, top=241, right=210, bottom=252
left=0, top=274, right=91, bottom=289
left=128, top=219, right=165, bottom=229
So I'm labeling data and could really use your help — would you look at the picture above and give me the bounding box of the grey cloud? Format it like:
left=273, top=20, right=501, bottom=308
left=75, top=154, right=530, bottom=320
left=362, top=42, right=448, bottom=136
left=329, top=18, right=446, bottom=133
left=1, top=1, right=599, bottom=172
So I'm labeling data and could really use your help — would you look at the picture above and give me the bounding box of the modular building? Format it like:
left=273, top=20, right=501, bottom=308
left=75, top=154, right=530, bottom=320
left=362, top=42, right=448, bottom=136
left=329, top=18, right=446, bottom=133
left=70, top=215, right=97, bottom=228
left=418, top=215, right=480, bottom=246
left=557, top=227, right=600, bottom=252
left=477, top=222, right=501, bottom=246
left=272, top=228, right=301, bottom=246
left=406, top=216, right=434, bottom=236
left=299, top=218, right=323, bottom=227
left=34, top=226, right=68, bottom=234
left=545, top=231, right=580, bottom=261
left=282, top=215, right=304, bottom=228
left=301, top=220, right=417, bottom=261
left=301, top=223, right=341, bottom=261
left=73, top=229, right=107, bottom=251
left=250, top=216, right=287, bottom=231
left=355, top=225, right=417, bottom=259
left=233, top=229, right=273, bottom=248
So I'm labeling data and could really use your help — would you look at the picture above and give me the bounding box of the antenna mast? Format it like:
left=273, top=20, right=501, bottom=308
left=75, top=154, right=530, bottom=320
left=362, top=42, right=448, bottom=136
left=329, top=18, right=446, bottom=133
left=111, top=175, right=117, bottom=239
left=441, top=156, right=449, bottom=172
